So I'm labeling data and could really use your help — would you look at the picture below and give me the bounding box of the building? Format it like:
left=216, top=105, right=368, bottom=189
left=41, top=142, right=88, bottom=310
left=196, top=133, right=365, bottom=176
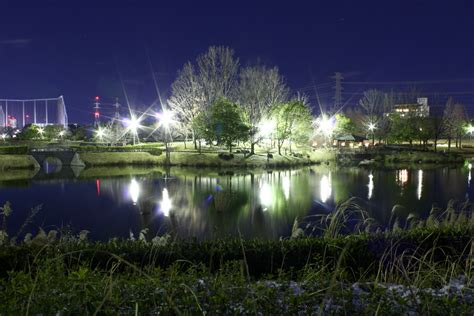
left=393, top=97, right=430, bottom=117
left=333, top=134, right=369, bottom=148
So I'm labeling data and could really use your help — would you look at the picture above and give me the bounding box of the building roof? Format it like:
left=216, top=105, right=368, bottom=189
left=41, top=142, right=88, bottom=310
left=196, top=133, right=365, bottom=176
left=335, top=134, right=367, bottom=141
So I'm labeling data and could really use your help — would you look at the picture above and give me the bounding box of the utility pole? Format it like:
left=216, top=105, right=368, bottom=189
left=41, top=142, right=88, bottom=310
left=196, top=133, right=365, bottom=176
left=113, top=97, right=120, bottom=121
left=331, top=72, right=344, bottom=114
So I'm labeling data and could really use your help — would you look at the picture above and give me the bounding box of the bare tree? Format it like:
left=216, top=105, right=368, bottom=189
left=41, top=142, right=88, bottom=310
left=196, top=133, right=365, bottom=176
left=169, top=62, right=203, bottom=148
left=197, top=46, right=240, bottom=107
left=443, top=97, right=468, bottom=150
left=238, top=65, right=289, bottom=154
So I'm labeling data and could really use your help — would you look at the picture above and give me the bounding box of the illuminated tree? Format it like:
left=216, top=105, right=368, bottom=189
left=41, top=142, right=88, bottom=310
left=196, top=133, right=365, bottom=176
left=272, top=100, right=312, bottom=155
left=238, top=65, right=289, bottom=154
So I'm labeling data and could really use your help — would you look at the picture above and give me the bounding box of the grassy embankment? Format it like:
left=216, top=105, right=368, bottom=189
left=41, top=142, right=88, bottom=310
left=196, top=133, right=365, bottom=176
left=0, top=199, right=472, bottom=314
left=79, top=148, right=335, bottom=168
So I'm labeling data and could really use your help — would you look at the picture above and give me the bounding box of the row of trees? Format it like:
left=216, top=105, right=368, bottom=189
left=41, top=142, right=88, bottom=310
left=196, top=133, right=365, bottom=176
left=169, top=46, right=312, bottom=154
left=345, top=89, right=470, bottom=151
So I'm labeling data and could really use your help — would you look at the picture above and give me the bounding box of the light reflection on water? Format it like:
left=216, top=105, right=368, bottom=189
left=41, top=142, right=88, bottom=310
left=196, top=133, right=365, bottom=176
left=1, top=165, right=472, bottom=240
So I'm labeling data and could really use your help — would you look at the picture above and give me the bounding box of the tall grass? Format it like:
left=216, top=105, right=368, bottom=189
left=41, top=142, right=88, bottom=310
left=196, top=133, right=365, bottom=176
left=0, top=200, right=472, bottom=314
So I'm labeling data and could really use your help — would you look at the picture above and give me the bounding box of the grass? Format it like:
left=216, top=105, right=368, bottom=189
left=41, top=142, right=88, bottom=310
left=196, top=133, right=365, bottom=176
left=0, top=199, right=472, bottom=314
left=0, top=155, right=38, bottom=171
left=78, top=150, right=333, bottom=168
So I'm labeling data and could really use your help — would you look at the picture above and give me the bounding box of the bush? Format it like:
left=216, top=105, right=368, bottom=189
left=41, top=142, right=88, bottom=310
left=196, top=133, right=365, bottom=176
left=76, top=145, right=162, bottom=156
left=218, top=152, right=234, bottom=160
left=0, top=146, right=29, bottom=155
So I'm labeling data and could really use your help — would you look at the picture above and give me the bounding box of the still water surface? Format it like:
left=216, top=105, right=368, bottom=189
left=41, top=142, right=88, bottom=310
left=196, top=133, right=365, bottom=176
left=1, top=165, right=472, bottom=240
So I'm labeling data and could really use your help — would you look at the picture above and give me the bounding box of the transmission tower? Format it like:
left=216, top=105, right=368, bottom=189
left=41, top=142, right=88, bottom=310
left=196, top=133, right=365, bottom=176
left=113, top=97, right=120, bottom=121
left=331, top=72, right=344, bottom=113
left=93, top=96, right=101, bottom=127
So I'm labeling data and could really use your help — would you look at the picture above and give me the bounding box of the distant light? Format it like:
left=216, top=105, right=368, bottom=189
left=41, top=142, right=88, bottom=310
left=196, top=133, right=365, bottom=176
left=317, top=115, right=335, bottom=137
left=258, top=119, right=276, bottom=138
left=37, top=127, right=44, bottom=136
left=95, top=127, right=106, bottom=140
left=58, top=131, right=65, bottom=137
left=94, top=111, right=100, bottom=118
left=368, top=122, right=376, bottom=131
left=156, top=110, right=175, bottom=129
left=1, top=134, right=6, bottom=140
left=95, top=96, right=100, bottom=101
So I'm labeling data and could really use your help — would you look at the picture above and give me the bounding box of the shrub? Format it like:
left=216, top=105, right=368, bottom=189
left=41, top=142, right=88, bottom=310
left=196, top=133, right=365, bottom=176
left=0, top=146, right=29, bottom=155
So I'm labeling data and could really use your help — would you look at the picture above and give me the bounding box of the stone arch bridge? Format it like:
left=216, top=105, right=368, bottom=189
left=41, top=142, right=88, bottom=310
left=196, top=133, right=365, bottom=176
left=30, top=148, right=85, bottom=168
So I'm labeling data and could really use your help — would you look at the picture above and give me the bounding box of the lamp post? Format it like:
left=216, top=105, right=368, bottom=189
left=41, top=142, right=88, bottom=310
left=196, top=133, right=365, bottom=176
left=368, top=122, right=376, bottom=146
left=157, top=110, right=175, bottom=166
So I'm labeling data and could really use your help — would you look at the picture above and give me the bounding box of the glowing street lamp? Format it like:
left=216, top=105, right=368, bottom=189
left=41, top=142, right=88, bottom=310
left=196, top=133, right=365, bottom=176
left=367, top=122, right=377, bottom=145
left=37, top=127, right=44, bottom=139
left=125, top=115, right=142, bottom=145
left=1, top=134, right=6, bottom=142
left=156, top=109, right=176, bottom=165
left=58, top=130, right=66, bottom=140
left=95, top=127, right=107, bottom=141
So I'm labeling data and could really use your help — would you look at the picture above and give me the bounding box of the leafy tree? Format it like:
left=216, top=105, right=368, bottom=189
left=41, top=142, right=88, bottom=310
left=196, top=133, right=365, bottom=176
left=44, top=125, right=66, bottom=140
left=272, top=100, right=312, bottom=155
left=194, top=99, right=249, bottom=152
left=18, top=124, right=40, bottom=140
left=333, top=114, right=355, bottom=138
left=68, top=124, right=87, bottom=141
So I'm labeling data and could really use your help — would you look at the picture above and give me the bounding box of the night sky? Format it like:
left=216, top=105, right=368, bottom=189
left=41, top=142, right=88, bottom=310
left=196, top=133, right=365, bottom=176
left=1, top=0, right=473, bottom=123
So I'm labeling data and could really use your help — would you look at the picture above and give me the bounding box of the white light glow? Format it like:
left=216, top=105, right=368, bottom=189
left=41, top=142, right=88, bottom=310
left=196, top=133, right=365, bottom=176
left=320, top=174, right=332, bottom=203
left=1, top=134, right=6, bottom=140
left=157, top=110, right=175, bottom=129
left=417, top=170, right=423, bottom=200
left=368, top=122, right=376, bottom=131
left=318, top=115, right=335, bottom=137
left=96, top=127, right=106, bottom=140
left=282, top=176, right=290, bottom=200
left=129, top=179, right=140, bottom=205
left=397, top=169, right=408, bottom=185
left=368, top=173, right=374, bottom=199
left=159, top=188, right=172, bottom=216
left=259, top=182, right=273, bottom=208
left=258, top=119, right=276, bottom=138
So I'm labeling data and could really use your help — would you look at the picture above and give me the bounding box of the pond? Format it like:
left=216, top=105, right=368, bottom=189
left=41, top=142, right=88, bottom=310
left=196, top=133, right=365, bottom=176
left=0, top=164, right=472, bottom=240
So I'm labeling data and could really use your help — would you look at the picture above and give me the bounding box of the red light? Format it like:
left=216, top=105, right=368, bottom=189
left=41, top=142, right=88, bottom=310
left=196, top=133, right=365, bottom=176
left=94, top=111, right=100, bottom=118
left=95, top=96, right=100, bottom=101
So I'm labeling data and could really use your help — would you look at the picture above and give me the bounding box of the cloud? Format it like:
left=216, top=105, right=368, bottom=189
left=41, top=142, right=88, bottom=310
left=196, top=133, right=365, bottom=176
left=0, top=38, right=32, bottom=46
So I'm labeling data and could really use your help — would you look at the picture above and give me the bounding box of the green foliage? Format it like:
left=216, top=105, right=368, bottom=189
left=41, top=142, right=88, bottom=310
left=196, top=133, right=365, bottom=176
left=18, top=125, right=40, bottom=140
left=0, top=146, right=29, bottom=155
left=43, top=125, right=66, bottom=140
left=333, top=114, right=355, bottom=137
left=193, top=98, right=250, bottom=152
left=271, top=100, right=313, bottom=154
left=68, top=124, right=87, bottom=141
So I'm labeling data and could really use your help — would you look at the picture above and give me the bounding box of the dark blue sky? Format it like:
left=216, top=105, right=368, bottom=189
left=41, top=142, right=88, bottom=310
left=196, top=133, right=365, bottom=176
left=0, top=0, right=473, bottom=123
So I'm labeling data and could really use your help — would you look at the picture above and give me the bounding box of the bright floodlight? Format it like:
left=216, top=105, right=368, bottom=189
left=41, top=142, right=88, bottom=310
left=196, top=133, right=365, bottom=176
left=368, top=122, right=376, bottom=131
left=258, top=119, right=276, bottom=138
left=58, top=130, right=65, bottom=138
left=129, top=115, right=140, bottom=132
left=467, top=125, right=474, bottom=134
left=157, top=110, right=175, bottom=129
left=95, top=127, right=106, bottom=140
left=318, top=115, right=335, bottom=137
left=37, top=127, right=44, bottom=135
left=1, top=134, right=6, bottom=140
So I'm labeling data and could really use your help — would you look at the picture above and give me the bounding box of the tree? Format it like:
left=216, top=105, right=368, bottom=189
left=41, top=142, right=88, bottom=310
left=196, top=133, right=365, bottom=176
left=169, top=62, right=204, bottom=148
left=18, top=124, right=40, bottom=140
left=68, top=124, right=87, bottom=141
left=169, top=46, right=239, bottom=148
left=198, top=98, right=249, bottom=152
left=44, top=125, right=65, bottom=140
left=443, top=100, right=468, bottom=149
left=238, top=65, right=289, bottom=154
left=197, top=46, right=239, bottom=107
left=272, top=100, right=313, bottom=155
left=333, top=114, right=355, bottom=138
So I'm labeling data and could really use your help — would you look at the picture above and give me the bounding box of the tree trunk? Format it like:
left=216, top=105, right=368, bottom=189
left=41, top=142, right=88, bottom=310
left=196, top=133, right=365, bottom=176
left=278, top=140, right=283, bottom=155
left=251, top=142, right=255, bottom=155
left=448, top=138, right=451, bottom=151
left=434, top=138, right=438, bottom=152
left=192, top=130, right=197, bottom=150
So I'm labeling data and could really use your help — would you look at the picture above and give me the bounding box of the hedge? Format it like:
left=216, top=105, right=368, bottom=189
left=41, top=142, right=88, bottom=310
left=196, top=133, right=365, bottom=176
left=0, top=146, right=29, bottom=155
